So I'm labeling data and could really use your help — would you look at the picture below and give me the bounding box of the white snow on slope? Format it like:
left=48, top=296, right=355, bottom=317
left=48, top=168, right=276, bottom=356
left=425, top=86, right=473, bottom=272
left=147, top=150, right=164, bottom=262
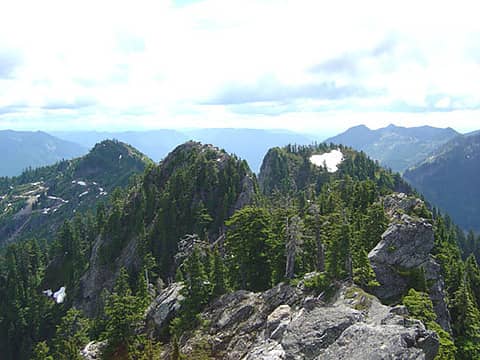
left=310, top=149, right=344, bottom=173
left=42, top=286, right=66, bottom=304
left=53, top=287, right=66, bottom=304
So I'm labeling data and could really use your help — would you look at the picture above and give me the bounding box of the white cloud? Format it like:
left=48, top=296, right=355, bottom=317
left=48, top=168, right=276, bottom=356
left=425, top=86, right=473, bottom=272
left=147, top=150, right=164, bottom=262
left=1, top=0, right=480, bottom=133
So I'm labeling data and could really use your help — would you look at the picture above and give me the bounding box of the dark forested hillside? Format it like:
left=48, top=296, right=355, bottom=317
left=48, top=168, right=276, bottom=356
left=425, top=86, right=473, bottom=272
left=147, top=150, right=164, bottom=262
left=0, top=141, right=479, bottom=359
left=404, top=133, right=480, bottom=232
left=0, top=140, right=150, bottom=246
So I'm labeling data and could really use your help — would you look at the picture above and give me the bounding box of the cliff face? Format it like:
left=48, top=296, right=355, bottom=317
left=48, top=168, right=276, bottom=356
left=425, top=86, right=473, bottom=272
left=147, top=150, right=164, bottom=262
left=368, top=193, right=451, bottom=332
left=147, top=281, right=439, bottom=359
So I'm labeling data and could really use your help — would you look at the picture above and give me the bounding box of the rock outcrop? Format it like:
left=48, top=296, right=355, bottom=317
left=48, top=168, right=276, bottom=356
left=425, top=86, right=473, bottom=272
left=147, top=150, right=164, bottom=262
left=175, top=283, right=439, bottom=359
left=145, top=282, right=184, bottom=338
left=81, top=341, right=106, bottom=360
left=369, top=193, right=451, bottom=332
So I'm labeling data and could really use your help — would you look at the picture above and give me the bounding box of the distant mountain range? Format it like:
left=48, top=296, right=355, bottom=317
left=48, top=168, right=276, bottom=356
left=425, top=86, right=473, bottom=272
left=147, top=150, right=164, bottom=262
left=0, top=140, right=150, bottom=246
left=0, top=130, right=87, bottom=177
left=325, top=124, right=459, bottom=173
left=53, top=128, right=317, bottom=172
left=404, top=133, right=480, bottom=232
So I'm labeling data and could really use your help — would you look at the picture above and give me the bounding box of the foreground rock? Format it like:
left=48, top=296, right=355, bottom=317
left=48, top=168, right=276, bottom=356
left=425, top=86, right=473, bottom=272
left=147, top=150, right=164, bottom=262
left=369, top=193, right=451, bottom=331
left=176, top=283, right=439, bottom=359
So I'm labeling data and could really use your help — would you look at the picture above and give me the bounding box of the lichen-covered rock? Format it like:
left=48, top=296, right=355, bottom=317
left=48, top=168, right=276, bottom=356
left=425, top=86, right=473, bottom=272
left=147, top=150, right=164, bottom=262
left=178, top=284, right=439, bottom=360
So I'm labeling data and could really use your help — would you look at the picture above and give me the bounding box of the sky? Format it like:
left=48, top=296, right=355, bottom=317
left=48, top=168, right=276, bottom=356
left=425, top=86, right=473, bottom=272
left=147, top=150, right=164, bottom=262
left=1, top=0, right=480, bottom=136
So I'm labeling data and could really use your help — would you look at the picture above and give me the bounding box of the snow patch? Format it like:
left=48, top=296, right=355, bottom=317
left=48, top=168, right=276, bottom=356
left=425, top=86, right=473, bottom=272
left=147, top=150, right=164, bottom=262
left=43, top=286, right=66, bottom=304
left=54, top=287, right=66, bottom=304
left=310, top=149, right=344, bottom=173
left=72, top=180, right=87, bottom=186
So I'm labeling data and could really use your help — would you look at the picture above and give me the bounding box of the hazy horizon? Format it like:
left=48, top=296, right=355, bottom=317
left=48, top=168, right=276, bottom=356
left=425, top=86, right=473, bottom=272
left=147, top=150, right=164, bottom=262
left=0, top=122, right=476, bottom=139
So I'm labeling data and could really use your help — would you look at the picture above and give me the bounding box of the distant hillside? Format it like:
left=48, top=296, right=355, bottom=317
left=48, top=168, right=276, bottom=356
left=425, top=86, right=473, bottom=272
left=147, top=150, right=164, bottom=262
left=53, top=128, right=316, bottom=172
left=0, top=140, right=151, bottom=246
left=0, top=130, right=87, bottom=177
left=325, top=124, right=459, bottom=173
left=404, top=133, right=480, bottom=232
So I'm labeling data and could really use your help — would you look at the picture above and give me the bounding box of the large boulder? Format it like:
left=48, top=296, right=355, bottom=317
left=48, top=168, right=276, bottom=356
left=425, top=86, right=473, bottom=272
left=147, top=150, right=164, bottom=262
left=368, top=194, right=451, bottom=332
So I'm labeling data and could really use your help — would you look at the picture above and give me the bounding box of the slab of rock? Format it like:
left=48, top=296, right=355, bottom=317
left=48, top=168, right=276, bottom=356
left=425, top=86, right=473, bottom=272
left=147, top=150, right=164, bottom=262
left=179, top=284, right=439, bottom=360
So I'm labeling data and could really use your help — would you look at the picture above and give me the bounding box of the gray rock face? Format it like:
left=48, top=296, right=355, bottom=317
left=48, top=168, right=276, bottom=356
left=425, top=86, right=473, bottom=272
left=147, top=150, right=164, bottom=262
left=234, top=174, right=256, bottom=211
left=145, top=282, right=184, bottom=337
left=179, top=284, right=439, bottom=360
left=369, top=194, right=451, bottom=332
left=319, top=323, right=437, bottom=360
left=369, top=214, right=434, bottom=269
left=75, top=234, right=142, bottom=316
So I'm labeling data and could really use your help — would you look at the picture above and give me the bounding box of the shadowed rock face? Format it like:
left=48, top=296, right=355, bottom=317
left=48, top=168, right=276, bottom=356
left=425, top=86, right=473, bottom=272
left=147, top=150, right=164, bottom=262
left=152, top=282, right=438, bottom=359
left=369, top=194, right=451, bottom=332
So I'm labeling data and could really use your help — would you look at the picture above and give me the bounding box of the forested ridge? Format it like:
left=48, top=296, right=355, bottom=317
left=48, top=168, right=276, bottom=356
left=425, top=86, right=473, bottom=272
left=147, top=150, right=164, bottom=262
left=1, top=141, right=479, bottom=359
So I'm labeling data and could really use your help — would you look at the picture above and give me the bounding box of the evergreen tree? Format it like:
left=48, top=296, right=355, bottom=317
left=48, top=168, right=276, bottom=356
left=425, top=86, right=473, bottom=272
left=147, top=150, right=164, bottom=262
left=52, top=308, right=89, bottom=360
left=352, top=246, right=378, bottom=289
left=211, top=247, right=227, bottom=298
left=225, top=206, right=273, bottom=291
left=465, top=254, right=480, bottom=308
left=452, top=276, right=480, bottom=359
left=102, top=268, right=146, bottom=359
left=32, top=341, right=53, bottom=360
left=172, top=246, right=211, bottom=335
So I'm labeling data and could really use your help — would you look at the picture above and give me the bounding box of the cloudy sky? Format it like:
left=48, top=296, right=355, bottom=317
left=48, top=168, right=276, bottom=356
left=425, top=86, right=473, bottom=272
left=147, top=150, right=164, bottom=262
left=1, top=0, right=480, bottom=135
